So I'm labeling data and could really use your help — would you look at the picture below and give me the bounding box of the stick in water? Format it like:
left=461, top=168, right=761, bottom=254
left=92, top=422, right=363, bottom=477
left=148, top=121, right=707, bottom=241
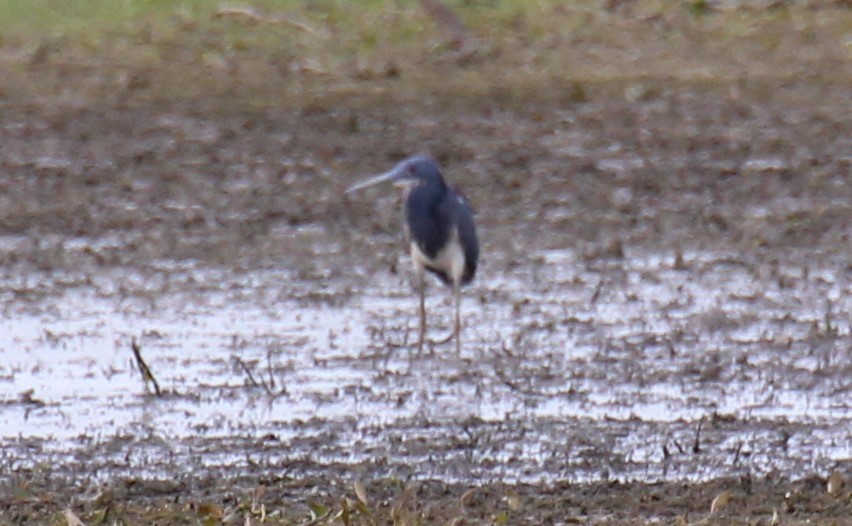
left=131, top=338, right=162, bottom=397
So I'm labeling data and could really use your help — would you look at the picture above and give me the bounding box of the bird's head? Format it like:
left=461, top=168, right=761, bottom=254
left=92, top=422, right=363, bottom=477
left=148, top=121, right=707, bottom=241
left=346, top=155, right=445, bottom=194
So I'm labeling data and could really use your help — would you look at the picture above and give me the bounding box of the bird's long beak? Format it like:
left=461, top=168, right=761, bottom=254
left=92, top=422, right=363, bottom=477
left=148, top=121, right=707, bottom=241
left=345, top=167, right=404, bottom=194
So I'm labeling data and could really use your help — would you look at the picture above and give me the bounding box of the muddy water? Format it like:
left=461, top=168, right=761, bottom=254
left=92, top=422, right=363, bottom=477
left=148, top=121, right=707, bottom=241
left=0, top=86, right=850, bottom=487
left=1, top=241, right=849, bottom=484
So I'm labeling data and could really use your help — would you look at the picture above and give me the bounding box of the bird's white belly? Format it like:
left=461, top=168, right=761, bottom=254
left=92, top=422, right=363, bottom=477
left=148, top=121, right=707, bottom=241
left=410, top=227, right=465, bottom=285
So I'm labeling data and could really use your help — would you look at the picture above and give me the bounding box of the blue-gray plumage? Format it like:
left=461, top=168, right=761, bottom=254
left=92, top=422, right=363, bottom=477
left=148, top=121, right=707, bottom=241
left=346, top=156, right=479, bottom=355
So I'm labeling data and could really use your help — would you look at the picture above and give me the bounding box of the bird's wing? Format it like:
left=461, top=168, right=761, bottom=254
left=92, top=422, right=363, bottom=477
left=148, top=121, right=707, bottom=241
left=452, top=193, right=479, bottom=285
left=406, top=184, right=451, bottom=260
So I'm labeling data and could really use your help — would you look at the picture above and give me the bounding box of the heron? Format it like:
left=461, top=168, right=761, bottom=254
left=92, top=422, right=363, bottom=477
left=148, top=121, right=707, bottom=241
left=346, top=155, right=479, bottom=356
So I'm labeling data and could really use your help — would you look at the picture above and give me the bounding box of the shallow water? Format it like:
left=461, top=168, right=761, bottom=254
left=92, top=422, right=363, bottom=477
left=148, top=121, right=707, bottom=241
left=2, top=240, right=849, bottom=485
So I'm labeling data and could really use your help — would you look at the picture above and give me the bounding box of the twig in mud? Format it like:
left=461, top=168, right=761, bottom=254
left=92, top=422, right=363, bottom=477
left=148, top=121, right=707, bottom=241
left=234, top=357, right=262, bottom=388
left=732, top=440, right=743, bottom=466
left=234, top=356, right=273, bottom=395
left=131, top=339, right=162, bottom=397
left=692, top=418, right=703, bottom=454
left=266, top=348, right=276, bottom=391
left=590, top=279, right=605, bottom=304
left=823, top=300, right=835, bottom=334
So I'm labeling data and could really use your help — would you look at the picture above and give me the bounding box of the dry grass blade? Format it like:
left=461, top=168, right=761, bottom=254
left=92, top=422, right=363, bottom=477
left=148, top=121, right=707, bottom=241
left=826, top=470, right=844, bottom=497
left=505, top=491, right=521, bottom=511
left=62, top=508, right=86, bottom=526
left=217, top=2, right=318, bottom=33
left=251, top=485, right=267, bottom=516
left=710, top=490, right=731, bottom=514
left=768, top=507, right=780, bottom=526
left=215, top=5, right=264, bottom=23
left=354, top=480, right=369, bottom=506
left=301, top=509, right=331, bottom=526
left=459, top=488, right=478, bottom=506
left=131, top=338, right=162, bottom=397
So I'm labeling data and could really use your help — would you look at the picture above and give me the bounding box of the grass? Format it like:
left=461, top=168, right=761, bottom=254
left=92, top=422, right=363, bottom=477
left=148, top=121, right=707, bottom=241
left=0, top=0, right=848, bottom=110
left=4, top=474, right=850, bottom=525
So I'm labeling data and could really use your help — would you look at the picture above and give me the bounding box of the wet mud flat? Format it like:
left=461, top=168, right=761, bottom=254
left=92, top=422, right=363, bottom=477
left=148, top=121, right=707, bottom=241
left=1, top=7, right=851, bottom=525
left=1, top=79, right=849, bottom=523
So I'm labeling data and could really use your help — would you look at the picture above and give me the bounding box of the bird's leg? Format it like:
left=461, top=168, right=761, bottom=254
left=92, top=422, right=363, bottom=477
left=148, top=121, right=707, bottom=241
left=432, top=283, right=462, bottom=349
left=417, top=272, right=426, bottom=356
left=453, top=283, right=461, bottom=356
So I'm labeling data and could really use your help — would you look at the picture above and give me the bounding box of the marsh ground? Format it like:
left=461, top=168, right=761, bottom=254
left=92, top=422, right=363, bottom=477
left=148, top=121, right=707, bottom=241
left=0, top=1, right=850, bottom=524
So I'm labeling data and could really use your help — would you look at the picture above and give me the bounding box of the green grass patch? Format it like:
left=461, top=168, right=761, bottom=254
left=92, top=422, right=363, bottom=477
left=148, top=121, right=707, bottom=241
left=0, top=0, right=848, bottom=108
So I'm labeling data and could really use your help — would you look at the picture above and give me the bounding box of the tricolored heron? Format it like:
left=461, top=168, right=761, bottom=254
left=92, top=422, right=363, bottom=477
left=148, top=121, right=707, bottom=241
left=346, top=156, right=479, bottom=356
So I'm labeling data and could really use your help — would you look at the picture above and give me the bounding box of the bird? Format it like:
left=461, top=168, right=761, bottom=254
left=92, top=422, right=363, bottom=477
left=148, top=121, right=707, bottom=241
left=346, top=155, right=479, bottom=356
